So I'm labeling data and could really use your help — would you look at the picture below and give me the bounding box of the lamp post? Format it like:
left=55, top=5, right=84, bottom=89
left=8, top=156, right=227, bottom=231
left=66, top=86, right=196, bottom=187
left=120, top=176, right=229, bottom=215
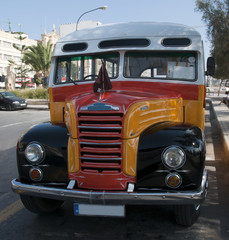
left=76, top=6, right=107, bottom=31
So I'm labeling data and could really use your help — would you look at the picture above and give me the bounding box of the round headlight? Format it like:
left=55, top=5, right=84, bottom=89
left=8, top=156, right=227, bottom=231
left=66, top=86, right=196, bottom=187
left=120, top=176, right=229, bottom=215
left=25, top=143, right=45, bottom=164
left=162, top=146, right=185, bottom=169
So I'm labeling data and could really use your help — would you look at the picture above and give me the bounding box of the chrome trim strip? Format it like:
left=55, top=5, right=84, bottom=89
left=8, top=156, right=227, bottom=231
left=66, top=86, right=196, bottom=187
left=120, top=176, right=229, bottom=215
left=11, top=169, right=207, bottom=205
left=22, top=164, right=50, bottom=167
left=155, top=170, right=191, bottom=173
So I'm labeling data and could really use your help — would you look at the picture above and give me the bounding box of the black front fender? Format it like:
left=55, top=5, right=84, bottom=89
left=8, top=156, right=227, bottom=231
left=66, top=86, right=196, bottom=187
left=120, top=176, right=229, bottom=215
left=17, top=122, right=69, bottom=183
left=137, top=124, right=206, bottom=190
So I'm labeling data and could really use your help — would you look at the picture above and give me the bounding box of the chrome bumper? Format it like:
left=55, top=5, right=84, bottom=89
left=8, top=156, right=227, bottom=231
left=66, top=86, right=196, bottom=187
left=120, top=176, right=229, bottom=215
left=11, top=169, right=208, bottom=205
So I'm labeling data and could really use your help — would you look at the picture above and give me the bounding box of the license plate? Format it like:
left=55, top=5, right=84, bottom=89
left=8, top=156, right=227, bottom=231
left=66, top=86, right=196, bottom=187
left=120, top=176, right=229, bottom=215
left=20, top=104, right=26, bottom=106
left=74, top=203, right=125, bottom=217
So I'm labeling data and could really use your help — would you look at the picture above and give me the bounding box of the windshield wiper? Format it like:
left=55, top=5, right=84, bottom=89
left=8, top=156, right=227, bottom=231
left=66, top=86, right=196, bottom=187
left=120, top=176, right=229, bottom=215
left=69, top=77, right=78, bottom=85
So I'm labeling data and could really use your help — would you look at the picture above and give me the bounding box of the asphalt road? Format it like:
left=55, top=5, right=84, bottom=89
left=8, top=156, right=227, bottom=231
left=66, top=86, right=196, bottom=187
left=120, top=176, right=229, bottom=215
left=0, top=104, right=229, bottom=240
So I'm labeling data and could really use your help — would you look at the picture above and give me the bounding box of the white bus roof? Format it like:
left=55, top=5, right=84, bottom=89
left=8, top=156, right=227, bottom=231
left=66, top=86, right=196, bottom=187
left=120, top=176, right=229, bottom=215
left=53, top=22, right=202, bottom=57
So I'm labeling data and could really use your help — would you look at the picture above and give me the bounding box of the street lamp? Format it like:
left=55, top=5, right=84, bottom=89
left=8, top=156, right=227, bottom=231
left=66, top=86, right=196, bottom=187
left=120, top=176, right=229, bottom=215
left=76, top=6, right=107, bottom=31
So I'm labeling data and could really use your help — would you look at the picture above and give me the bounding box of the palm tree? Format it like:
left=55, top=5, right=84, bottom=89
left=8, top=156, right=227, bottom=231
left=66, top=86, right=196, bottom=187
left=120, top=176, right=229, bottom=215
left=23, top=41, right=53, bottom=81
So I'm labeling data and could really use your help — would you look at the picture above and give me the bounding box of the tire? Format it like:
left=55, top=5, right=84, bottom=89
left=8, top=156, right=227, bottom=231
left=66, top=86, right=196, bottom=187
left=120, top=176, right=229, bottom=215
left=174, top=204, right=201, bottom=226
left=20, top=194, right=64, bottom=215
left=6, top=104, right=12, bottom=111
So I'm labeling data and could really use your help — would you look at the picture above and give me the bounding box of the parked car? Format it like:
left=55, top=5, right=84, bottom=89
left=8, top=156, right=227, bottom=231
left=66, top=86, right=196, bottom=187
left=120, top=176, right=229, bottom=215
left=0, top=91, right=27, bottom=110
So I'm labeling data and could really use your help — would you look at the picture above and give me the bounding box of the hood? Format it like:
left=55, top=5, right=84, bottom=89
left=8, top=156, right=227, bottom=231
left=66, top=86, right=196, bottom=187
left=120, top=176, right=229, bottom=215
left=65, top=89, right=183, bottom=139
left=69, top=89, right=181, bottom=114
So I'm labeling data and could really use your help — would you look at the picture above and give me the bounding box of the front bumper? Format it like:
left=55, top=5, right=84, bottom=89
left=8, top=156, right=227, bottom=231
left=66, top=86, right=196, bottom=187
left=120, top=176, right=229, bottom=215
left=13, top=103, right=27, bottom=109
left=11, top=169, right=208, bottom=205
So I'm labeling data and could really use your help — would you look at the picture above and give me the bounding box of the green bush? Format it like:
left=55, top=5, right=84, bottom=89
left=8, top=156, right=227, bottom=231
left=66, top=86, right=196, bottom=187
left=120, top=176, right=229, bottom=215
left=11, top=88, right=49, bottom=99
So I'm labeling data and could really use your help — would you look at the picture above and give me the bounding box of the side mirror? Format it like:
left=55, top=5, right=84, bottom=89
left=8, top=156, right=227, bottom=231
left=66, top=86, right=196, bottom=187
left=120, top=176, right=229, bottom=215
left=206, top=57, right=215, bottom=76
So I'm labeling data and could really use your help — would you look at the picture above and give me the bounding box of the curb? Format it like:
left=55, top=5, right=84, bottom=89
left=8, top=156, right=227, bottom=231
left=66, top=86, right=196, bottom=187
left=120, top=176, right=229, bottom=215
left=27, top=105, right=49, bottom=111
left=26, top=99, right=49, bottom=111
left=26, top=99, right=49, bottom=105
left=207, top=98, right=229, bottom=160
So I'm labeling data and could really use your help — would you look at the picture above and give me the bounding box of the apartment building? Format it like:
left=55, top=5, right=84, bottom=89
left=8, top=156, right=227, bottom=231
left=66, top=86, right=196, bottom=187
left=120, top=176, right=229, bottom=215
left=0, top=30, right=37, bottom=76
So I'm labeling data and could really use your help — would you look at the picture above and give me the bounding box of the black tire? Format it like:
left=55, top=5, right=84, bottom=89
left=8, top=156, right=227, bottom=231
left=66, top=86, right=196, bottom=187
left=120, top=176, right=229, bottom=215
left=6, top=104, right=12, bottom=111
left=20, top=194, right=64, bottom=215
left=174, top=204, right=201, bottom=226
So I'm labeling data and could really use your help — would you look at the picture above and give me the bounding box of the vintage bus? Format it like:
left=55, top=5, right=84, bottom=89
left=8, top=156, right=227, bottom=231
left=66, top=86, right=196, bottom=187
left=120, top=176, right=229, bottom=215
left=11, top=22, right=214, bottom=226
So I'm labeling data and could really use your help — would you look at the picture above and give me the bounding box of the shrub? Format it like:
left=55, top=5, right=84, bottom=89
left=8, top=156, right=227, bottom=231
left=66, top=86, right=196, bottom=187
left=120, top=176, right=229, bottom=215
left=11, top=88, right=48, bottom=99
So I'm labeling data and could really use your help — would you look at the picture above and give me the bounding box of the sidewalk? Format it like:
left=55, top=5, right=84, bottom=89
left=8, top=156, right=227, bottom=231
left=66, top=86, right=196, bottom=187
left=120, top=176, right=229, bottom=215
left=26, top=99, right=49, bottom=110
left=27, top=105, right=49, bottom=110
left=207, top=95, right=229, bottom=159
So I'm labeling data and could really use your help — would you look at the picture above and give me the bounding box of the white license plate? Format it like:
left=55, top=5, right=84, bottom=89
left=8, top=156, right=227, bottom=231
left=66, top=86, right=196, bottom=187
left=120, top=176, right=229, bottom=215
left=74, top=203, right=125, bottom=217
left=20, top=104, right=26, bottom=106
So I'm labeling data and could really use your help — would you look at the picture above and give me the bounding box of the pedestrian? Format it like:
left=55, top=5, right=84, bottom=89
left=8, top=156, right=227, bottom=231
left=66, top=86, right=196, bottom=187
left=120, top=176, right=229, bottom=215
left=219, top=91, right=229, bottom=106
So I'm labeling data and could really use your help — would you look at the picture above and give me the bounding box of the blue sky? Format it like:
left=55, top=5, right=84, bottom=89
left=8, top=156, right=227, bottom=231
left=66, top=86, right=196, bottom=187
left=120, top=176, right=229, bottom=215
left=1, top=0, right=210, bottom=57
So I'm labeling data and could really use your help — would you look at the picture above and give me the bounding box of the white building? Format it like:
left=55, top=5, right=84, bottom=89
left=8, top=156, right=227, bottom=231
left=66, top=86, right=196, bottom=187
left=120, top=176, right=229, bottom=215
left=59, top=21, right=101, bottom=37
left=0, top=30, right=37, bottom=76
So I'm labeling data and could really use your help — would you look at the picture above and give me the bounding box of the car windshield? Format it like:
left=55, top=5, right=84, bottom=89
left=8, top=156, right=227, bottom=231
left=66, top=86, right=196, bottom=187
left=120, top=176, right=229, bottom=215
left=55, top=52, right=119, bottom=84
left=1, top=92, right=16, bottom=98
left=124, top=51, right=197, bottom=81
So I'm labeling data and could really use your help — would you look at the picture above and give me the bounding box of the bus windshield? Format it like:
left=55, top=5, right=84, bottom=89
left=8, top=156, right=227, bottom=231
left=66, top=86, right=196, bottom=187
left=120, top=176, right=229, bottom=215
left=124, top=51, right=197, bottom=81
left=55, top=52, right=119, bottom=84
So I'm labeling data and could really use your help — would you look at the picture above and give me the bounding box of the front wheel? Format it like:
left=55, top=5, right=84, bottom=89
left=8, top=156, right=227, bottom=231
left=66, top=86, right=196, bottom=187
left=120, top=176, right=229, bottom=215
left=174, top=204, right=201, bottom=226
left=20, top=194, right=64, bottom=215
left=6, top=104, right=12, bottom=111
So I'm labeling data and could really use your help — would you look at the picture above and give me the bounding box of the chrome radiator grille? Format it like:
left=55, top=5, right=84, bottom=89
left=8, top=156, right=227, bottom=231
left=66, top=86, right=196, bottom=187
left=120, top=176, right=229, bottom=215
left=77, top=112, right=123, bottom=173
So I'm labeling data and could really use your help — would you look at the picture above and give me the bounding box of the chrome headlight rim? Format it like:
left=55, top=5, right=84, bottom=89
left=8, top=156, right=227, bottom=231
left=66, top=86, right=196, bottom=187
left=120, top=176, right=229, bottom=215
left=25, top=142, right=45, bottom=164
left=161, top=145, right=186, bottom=170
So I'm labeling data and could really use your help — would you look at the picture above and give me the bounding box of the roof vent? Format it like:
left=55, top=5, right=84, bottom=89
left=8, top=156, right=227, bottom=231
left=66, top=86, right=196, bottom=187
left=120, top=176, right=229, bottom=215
left=99, top=38, right=150, bottom=49
left=62, top=43, right=88, bottom=52
left=162, top=38, right=191, bottom=47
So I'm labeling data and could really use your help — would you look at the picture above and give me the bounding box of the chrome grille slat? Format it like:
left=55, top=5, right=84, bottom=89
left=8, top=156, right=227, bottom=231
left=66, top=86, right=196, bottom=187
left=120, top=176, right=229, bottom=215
left=78, top=126, right=122, bottom=129
left=80, top=157, right=122, bottom=161
left=80, top=142, right=122, bottom=145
